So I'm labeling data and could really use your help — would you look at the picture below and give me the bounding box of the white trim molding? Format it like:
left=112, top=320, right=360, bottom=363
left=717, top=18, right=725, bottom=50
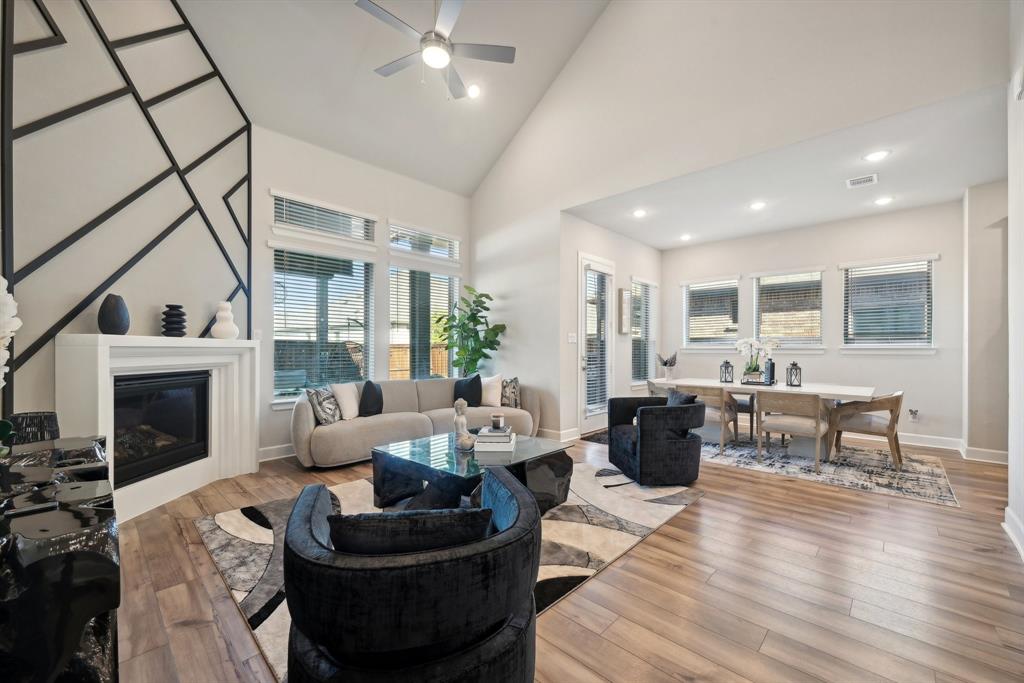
left=259, top=443, right=296, bottom=462
left=839, top=345, right=937, bottom=356
left=747, top=265, right=826, bottom=279
left=268, top=229, right=379, bottom=257
left=849, top=431, right=962, bottom=452
left=269, top=187, right=379, bottom=224
left=538, top=427, right=582, bottom=443
left=679, top=274, right=742, bottom=287
left=837, top=252, right=940, bottom=270
left=960, top=444, right=1009, bottom=464
left=1003, top=506, right=1024, bottom=562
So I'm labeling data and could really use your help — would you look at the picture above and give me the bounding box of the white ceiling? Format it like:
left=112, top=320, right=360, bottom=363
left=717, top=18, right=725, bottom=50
left=566, top=86, right=1008, bottom=250
left=181, top=0, right=607, bottom=196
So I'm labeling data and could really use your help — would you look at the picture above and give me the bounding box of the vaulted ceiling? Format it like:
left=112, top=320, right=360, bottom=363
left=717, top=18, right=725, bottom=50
left=181, top=0, right=607, bottom=196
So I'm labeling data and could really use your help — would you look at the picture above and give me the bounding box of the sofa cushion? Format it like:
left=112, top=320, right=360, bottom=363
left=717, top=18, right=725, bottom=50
left=501, top=377, right=522, bottom=408
left=306, top=387, right=341, bottom=425
left=327, top=508, right=493, bottom=555
left=454, top=374, right=482, bottom=407
left=310, top=412, right=432, bottom=467
left=423, top=406, right=533, bottom=437
left=481, top=374, right=502, bottom=407
left=667, top=389, right=697, bottom=407
left=375, top=380, right=420, bottom=414
left=330, top=382, right=360, bottom=420
left=358, top=381, right=383, bottom=417
left=416, top=377, right=458, bottom=412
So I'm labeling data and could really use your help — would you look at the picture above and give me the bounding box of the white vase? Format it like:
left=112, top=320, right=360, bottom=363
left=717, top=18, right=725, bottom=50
left=210, top=301, right=239, bottom=340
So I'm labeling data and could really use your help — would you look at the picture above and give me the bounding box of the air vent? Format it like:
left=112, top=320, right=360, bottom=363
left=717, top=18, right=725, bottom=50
left=846, top=173, right=878, bottom=189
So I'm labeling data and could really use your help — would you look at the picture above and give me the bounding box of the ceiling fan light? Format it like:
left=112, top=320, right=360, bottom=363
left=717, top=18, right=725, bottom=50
left=421, top=37, right=451, bottom=69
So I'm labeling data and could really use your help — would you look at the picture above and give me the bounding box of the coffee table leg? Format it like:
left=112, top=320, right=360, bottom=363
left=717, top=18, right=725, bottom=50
left=506, top=450, right=573, bottom=515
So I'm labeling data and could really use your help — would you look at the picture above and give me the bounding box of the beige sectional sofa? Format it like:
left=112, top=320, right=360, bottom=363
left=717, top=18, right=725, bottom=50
left=291, top=377, right=540, bottom=468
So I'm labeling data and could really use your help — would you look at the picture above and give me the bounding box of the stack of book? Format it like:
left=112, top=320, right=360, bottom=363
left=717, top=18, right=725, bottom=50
left=475, top=426, right=516, bottom=452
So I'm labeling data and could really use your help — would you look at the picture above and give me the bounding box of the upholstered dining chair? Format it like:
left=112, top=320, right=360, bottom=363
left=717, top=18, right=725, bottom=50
left=675, top=384, right=738, bottom=455
left=646, top=380, right=669, bottom=397
left=828, top=391, right=904, bottom=471
left=755, top=390, right=829, bottom=473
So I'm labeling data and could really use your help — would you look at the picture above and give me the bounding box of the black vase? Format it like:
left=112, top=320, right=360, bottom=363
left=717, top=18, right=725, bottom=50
left=161, top=304, right=187, bottom=337
left=97, top=294, right=129, bottom=335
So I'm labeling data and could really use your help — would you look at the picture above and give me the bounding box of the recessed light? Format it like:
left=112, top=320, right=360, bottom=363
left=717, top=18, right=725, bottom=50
left=863, top=150, right=890, bottom=163
left=749, top=201, right=767, bottom=211
left=680, top=234, right=692, bottom=241
left=874, top=196, right=893, bottom=206
left=632, top=208, right=647, bottom=218
left=467, top=84, right=481, bottom=99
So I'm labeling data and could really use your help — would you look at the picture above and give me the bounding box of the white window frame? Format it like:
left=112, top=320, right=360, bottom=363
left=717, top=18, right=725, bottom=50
left=681, top=276, right=741, bottom=349
left=269, top=188, right=379, bottom=254
left=387, top=220, right=463, bottom=266
left=751, top=267, right=825, bottom=348
left=630, top=276, right=658, bottom=385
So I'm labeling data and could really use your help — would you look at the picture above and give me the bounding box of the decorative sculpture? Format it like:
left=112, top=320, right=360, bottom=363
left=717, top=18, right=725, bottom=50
left=161, top=304, right=186, bottom=337
left=97, top=294, right=129, bottom=335
left=210, top=300, right=239, bottom=340
left=454, top=398, right=476, bottom=451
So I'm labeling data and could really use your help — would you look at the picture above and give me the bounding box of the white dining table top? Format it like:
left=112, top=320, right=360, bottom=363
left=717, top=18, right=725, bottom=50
left=651, top=377, right=876, bottom=402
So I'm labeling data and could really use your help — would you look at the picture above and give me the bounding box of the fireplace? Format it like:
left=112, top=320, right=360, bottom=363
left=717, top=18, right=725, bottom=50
left=113, top=371, right=210, bottom=487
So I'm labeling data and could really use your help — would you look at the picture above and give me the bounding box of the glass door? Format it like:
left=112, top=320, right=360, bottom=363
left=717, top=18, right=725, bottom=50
left=580, top=259, right=613, bottom=434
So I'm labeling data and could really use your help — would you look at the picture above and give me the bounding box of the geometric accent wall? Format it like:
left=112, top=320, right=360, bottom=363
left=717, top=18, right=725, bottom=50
left=1, top=0, right=251, bottom=413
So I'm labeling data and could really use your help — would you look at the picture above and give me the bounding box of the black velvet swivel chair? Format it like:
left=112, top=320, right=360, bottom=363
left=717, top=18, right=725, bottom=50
left=283, top=466, right=541, bottom=683
left=607, top=395, right=706, bottom=486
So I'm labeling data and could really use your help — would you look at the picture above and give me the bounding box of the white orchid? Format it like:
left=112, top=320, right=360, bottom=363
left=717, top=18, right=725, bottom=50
left=0, top=277, right=21, bottom=390
left=735, top=336, right=779, bottom=373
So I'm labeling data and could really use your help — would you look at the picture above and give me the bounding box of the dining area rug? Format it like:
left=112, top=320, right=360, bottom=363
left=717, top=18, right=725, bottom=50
left=581, top=430, right=958, bottom=507
left=194, top=453, right=703, bottom=680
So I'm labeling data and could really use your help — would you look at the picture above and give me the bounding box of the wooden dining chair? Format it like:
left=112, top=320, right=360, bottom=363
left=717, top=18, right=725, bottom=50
left=827, top=391, right=904, bottom=471
left=755, top=390, right=829, bottom=473
left=675, top=384, right=738, bottom=455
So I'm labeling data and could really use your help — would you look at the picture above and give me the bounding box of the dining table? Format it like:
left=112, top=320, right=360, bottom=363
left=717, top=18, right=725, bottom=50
left=649, top=377, right=877, bottom=457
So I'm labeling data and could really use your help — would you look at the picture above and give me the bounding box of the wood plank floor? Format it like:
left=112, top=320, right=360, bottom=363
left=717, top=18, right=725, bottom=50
left=117, top=435, right=1023, bottom=682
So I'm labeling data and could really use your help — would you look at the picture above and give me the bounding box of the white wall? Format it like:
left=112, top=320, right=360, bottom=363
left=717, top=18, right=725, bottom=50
left=962, top=180, right=1009, bottom=460
left=660, top=202, right=964, bottom=444
left=556, top=213, right=661, bottom=438
left=471, top=0, right=1007, bottom=436
left=251, top=126, right=470, bottom=458
left=1005, top=1, right=1024, bottom=559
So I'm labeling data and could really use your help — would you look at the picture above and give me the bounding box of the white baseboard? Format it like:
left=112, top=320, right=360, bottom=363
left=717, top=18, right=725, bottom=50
left=537, top=427, right=581, bottom=443
left=1003, top=507, right=1024, bottom=562
left=259, top=443, right=295, bottom=462
left=960, top=444, right=1009, bottom=464
left=822, top=430, right=962, bottom=452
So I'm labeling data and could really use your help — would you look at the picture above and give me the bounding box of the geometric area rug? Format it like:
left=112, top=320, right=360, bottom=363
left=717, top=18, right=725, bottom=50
left=582, top=430, right=958, bottom=508
left=194, top=452, right=703, bottom=680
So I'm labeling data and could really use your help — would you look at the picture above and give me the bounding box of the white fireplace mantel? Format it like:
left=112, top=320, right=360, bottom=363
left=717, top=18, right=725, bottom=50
left=55, top=334, right=260, bottom=521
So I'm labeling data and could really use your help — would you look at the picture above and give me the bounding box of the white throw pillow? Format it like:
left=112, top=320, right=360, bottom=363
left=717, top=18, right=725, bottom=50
left=481, top=374, right=503, bottom=407
left=330, top=382, right=361, bottom=420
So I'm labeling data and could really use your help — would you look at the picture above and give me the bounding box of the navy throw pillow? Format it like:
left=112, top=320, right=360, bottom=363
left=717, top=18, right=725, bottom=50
left=328, top=508, right=493, bottom=555
left=358, top=380, right=384, bottom=417
left=666, top=389, right=698, bottom=407
left=453, top=373, right=482, bottom=407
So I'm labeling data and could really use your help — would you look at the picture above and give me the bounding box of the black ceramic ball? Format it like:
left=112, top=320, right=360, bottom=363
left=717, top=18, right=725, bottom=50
left=97, top=294, right=130, bottom=335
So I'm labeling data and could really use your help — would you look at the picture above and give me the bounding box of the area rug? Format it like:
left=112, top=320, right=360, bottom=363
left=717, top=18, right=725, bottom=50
left=581, top=430, right=958, bottom=507
left=194, top=454, right=703, bottom=680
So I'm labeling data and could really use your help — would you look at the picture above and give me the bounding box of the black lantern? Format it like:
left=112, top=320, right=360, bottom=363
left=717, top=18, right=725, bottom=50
left=720, top=360, right=734, bottom=383
left=786, top=361, right=802, bottom=387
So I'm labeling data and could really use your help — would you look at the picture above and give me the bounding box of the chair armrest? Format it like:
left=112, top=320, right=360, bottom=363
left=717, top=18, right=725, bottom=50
left=291, top=395, right=317, bottom=467
left=608, top=396, right=666, bottom=428
left=519, top=385, right=541, bottom=437
left=637, top=402, right=706, bottom=440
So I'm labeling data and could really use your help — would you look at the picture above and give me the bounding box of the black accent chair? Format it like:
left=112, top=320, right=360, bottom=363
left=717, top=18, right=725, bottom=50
left=607, top=396, right=706, bottom=486
left=283, top=466, right=541, bottom=682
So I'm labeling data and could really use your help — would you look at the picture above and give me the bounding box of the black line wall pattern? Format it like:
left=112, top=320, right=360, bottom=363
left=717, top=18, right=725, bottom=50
left=1, top=0, right=252, bottom=414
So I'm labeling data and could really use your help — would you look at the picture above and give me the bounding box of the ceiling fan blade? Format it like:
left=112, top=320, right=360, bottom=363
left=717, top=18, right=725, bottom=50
left=354, top=0, right=421, bottom=42
left=374, top=51, right=421, bottom=77
left=452, top=43, right=516, bottom=64
left=434, top=0, right=463, bottom=38
left=446, top=65, right=467, bottom=99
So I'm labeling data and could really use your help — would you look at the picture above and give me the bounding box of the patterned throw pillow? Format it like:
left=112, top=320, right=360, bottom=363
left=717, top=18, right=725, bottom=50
left=305, top=387, right=341, bottom=425
left=501, top=377, right=522, bottom=409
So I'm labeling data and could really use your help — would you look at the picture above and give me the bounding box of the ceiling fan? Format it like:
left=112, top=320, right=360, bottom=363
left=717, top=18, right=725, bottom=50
left=354, top=0, right=516, bottom=99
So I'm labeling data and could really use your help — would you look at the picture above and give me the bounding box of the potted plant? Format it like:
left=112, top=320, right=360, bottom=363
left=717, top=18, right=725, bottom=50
left=735, top=337, right=778, bottom=383
left=436, top=286, right=506, bottom=376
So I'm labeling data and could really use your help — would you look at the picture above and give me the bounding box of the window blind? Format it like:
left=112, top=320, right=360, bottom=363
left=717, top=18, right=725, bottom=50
left=273, top=195, right=375, bottom=242
left=389, top=266, right=458, bottom=379
left=754, top=271, right=822, bottom=344
left=631, top=280, right=656, bottom=382
left=685, top=279, right=738, bottom=345
left=389, top=225, right=460, bottom=263
left=273, top=250, right=374, bottom=397
left=584, top=268, right=610, bottom=415
left=843, top=260, right=933, bottom=345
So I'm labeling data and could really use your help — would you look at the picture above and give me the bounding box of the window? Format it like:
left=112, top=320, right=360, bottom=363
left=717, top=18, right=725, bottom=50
left=843, top=260, right=933, bottom=346
left=754, top=271, right=822, bottom=344
left=631, top=280, right=657, bottom=381
left=389, top=224, right=460, bottom=263
left=273, top=250, right=374, bottom=397
left=685, top=279, right=738, bottom=345
left=273, top=195, right=375, bottom=242
left=389, top=266, right=459, bottom=379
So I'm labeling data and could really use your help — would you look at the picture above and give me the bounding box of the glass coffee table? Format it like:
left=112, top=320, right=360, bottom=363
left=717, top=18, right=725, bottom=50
left=371, top=433, right=573, bottom=514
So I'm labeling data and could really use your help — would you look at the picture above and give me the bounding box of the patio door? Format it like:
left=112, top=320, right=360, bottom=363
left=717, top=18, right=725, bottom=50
left=580, top=256, right=614, bottom=435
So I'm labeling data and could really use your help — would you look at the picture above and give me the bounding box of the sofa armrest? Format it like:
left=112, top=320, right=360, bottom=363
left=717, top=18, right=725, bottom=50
left=519, top=386, right=541, bottom=437
left=291, top=395, right=317, bottom=467
left=608, top=396, right=666, bottom=429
